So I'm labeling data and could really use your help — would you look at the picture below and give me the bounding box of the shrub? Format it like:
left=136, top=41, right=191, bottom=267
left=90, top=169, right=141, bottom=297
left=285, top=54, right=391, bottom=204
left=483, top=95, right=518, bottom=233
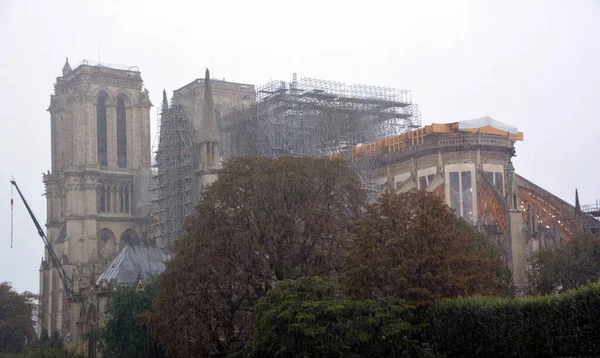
left=237, top=277, right=425, bottom=358
left=428, top=282, right=600, bottom=356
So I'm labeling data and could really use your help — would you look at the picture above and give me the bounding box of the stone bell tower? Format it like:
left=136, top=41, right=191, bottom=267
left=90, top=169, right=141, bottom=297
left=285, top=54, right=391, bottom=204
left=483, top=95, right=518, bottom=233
left=43, top=58, right=152, bottom=353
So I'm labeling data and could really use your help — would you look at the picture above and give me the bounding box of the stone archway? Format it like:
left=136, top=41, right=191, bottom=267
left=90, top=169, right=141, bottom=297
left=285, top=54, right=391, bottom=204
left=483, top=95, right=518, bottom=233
left=97, top=228, right=117, bottom=260
left=119, top=229, right=139, bottom=249
left=84, top=304, right=98, bottom=358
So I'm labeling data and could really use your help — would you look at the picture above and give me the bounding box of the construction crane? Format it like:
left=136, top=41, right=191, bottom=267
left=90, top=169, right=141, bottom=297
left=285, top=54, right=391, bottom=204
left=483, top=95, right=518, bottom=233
left=10, top=178, right=72, bottom=298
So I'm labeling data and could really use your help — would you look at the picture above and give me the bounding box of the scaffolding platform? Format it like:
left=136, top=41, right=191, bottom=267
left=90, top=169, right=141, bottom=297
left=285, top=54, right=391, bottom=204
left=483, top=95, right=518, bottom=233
left=221, top=74, right=421, bottom=159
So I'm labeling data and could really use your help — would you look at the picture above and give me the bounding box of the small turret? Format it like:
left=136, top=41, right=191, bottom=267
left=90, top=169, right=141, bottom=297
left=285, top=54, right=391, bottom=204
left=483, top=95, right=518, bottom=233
left=161, top=89, right=169, bottom=113
left=62, top=57, right=72, bottom=76
left=199, top=69, right=220, bottom=144
left=197, top=69, right=220, bottom=170
left=575, top=189, right=583, bottom=232
left=507, top=161, right=520, bottom=211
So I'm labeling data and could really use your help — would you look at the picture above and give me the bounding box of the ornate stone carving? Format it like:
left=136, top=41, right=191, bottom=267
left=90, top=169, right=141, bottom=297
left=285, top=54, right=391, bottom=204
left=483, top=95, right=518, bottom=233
left=90, top=75, right=141, bottom=90
left=48, top=95, right=59, bottom=112
left=138, top=88, right=152, bottom=108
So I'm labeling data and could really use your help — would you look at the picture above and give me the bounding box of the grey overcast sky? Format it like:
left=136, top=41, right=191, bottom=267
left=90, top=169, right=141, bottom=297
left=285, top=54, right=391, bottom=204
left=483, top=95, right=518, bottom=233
left=0, top=0, right=598, bottom=294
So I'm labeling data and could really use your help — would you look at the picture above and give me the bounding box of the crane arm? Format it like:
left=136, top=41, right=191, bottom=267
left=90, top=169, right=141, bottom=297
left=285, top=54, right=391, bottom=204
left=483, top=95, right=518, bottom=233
left=10, top=179, right=72, bottom=298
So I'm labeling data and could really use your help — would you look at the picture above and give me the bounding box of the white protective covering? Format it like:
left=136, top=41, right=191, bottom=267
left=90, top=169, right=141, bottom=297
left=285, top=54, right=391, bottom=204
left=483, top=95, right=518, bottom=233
left=457, top=116, right=518, bottom=134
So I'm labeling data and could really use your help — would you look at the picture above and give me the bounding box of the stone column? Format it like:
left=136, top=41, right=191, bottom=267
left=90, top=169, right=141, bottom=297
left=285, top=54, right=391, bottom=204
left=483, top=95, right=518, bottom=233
left=86, top=99, right=95, bottom=166
left=47, top=269, right=54, bottom=333
left=506, top=161, right=527, bottom=294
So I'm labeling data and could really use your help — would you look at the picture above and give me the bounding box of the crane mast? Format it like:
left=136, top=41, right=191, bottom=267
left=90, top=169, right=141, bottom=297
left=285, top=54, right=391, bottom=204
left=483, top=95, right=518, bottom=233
left=10, top=179, right=72, bottom=298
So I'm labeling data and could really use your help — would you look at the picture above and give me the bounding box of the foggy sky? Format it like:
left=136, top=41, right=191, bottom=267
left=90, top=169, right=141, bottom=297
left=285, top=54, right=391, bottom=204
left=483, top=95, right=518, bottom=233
left=1, top=0, right=598, bottom=294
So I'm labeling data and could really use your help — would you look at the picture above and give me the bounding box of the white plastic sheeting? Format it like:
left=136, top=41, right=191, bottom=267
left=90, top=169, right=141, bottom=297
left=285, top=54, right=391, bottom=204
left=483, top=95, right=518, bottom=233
left=458, top=116, right=518, bottom=134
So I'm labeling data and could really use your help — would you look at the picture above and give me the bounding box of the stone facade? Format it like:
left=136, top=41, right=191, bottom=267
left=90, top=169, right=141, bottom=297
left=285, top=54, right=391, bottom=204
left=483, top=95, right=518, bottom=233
left=172, top=76, right=255, bottom=137
left=43, top=59, right=151, bottom=354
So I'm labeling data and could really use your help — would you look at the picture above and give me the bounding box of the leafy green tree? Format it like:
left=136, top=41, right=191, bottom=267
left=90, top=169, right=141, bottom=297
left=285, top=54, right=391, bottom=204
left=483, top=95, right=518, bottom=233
left=143, top=156, right=364, bottom=357
left=341, top=190, right=503, bottom=307
left=98, top=285, right=164, bottom=358
left=237, top=277, right=425, bottom=358
left=528, top=232, right=600, bottom=295
left=0, top=282, right=36, bottom=353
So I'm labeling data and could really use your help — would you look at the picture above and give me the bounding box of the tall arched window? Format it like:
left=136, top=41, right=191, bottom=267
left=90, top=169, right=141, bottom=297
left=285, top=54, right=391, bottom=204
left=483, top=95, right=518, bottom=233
left=97, top=228, right=116, bottom=259
left=116, top=96, right=127, bottom=168
left=97, top=185, right=106, bottom=212
left=96, top=94, right=108, bottom=167
left=118, top=184, right=130, bottom=214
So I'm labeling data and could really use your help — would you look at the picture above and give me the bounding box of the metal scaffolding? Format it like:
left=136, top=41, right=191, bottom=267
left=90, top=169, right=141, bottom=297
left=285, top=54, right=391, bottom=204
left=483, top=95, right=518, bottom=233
left=150, top=103, right=197, bottom=247
left=150, top=74, right=422, bottom=244
left=221, top=74, right=421, bottom=159
left=581, top=201, right=600, bottom=233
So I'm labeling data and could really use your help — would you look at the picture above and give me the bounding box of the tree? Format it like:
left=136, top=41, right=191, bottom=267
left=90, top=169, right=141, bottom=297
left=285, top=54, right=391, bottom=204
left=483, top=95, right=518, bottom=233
left=455, top=218, right=516, bottom=297
left=528, top=232, right=600, bottom=295
left=0, top=282, right=36, bottom=353
left=143, top=156, right=364, bottom=357
left=341, top=190, right=502, bottom=307
left=237, top=277, right=425, bottom=358
left=98, top=284, right=164, bottom=358
left=23, top=330, right=83, bottom=358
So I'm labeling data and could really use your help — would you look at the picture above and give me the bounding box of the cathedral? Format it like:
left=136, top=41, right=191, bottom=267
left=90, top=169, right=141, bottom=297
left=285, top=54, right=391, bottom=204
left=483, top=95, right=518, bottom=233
left=40, top=59, right=599, bottom=355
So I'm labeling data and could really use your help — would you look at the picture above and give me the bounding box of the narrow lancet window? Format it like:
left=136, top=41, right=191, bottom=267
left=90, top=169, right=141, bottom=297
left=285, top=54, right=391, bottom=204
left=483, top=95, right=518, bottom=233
left=97, top=185, right=106, bottom=213
left=97, top=95, right=108, bottom=167
left=119, top=187, right=125, bottom=213
left=449, top=170, right=474, bottom=221
left=117, top=97, right=127, bottom=168
left=106, top=188, right=112, bottom=213
left=118, top=185, right=130, bottom=214
left=124, top=186, right=130, bottom=214
left=449, top=172, right=461, bottom=213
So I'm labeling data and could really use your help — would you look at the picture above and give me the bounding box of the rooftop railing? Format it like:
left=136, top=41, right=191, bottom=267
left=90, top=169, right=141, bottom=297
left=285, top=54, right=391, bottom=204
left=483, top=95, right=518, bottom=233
left=353, top=133, right=514, bottom=163
left=74, top=59, right=140, bottom=72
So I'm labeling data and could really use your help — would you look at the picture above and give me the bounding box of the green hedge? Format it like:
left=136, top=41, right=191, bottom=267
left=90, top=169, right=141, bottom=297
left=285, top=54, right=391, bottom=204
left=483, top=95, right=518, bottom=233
left=428, top=282, right=600, bottom=357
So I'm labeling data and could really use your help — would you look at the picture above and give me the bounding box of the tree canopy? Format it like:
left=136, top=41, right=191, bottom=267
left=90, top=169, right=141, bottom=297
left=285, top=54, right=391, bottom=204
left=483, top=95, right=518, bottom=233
left=340, top=190, right=505, bottom=307
left=98, top=284, right=164, bottom=358
left=143, top=156, right=364, bottom=357
left=528, top=232, right=600, bottom=295
left=237, top=277, right=424, bottom=358
left=0, top=282, right=36, bottom=354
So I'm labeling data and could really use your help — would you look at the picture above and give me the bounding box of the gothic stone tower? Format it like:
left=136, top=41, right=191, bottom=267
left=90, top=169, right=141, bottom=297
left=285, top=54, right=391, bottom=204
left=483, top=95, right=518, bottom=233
left=43, top=58, right=151, bottom=352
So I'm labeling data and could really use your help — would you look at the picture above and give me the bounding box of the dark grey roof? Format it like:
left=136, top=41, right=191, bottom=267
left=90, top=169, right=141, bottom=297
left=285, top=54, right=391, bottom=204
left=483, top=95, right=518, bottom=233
left=54, top=224, right=67, bottom=243
left=96, top=244, right=168, bottom=286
